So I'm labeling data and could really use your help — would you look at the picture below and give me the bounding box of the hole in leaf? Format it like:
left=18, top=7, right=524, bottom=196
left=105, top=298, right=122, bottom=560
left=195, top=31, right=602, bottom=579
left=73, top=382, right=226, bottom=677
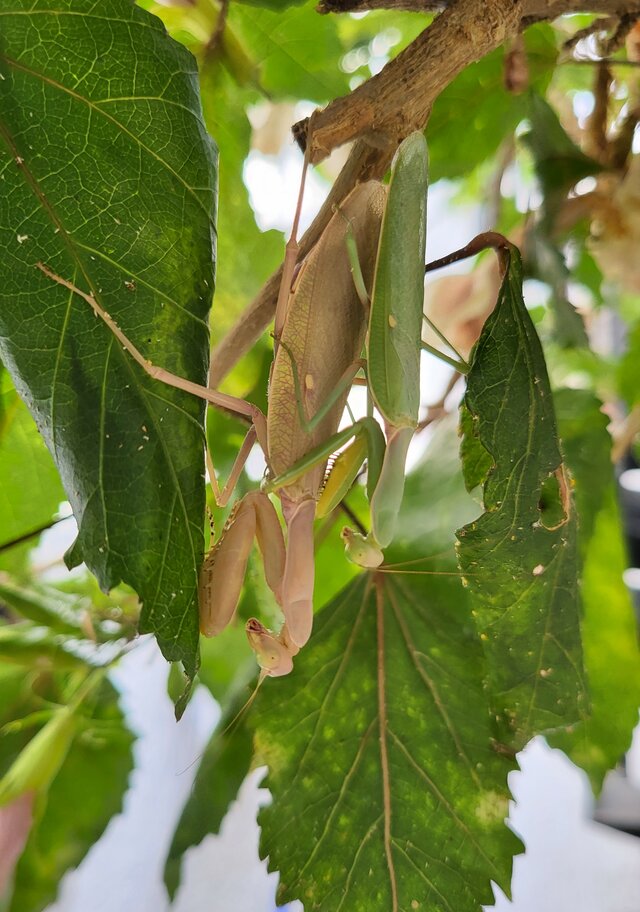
left=538, top=465, right=570, bottom=530
left=459, top=403, right=493, bottom=493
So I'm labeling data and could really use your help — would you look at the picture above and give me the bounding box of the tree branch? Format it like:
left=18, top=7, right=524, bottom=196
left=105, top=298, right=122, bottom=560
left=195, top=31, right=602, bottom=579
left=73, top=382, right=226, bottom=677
left=296, top=0, right=640, bottom=161
left=209, top=0, right=640, bottom=386
left=295, top=0, right=523, bottom=163
left=318, top=0, right=640, bottom=20
left=317, top=0, right=444, bottom=12
left=526, top=0, right=640, bottom=20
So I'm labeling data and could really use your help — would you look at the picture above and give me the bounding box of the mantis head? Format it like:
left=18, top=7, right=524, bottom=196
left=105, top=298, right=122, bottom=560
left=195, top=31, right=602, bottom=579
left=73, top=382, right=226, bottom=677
left=246, top=619, right=299, bottom=677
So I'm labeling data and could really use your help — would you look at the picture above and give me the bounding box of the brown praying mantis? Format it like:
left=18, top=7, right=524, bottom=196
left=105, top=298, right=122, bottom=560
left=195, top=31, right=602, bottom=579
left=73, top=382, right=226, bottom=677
left=37, top=131, right=470, bottom=679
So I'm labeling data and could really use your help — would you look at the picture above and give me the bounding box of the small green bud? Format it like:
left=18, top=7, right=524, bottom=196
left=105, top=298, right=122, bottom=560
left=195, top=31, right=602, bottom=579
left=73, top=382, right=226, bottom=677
left=0, top=707, right=77, bottom=807
left=341, top=528, right=384, bottom=568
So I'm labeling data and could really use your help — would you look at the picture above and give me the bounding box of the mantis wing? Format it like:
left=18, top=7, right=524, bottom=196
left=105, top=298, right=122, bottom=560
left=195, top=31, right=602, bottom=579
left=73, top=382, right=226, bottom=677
left=368, top=131, right=429, bottom=429
left=268, top=180, right=387, bottom=503
left=367, top=132, right=429, bottom=547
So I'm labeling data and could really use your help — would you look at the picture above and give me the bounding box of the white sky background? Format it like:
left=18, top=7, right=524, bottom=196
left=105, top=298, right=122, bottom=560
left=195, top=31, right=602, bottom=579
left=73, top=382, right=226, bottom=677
left=36, top=121, right=640, bottom=911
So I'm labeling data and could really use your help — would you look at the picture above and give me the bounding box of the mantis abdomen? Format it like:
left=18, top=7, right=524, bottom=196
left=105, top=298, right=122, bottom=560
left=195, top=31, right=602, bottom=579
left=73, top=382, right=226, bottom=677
left=267, top=180, right=387, bottom=503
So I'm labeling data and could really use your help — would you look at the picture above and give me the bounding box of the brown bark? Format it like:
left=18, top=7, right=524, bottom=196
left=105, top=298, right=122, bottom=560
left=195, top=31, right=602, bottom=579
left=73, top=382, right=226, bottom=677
left=321, top=0, right=640, bottom=17
left=317, top=0, right=444, bottom=12
left=296, top=0, right=522, bottom=164
left=526, top=0, right=640, bottom=19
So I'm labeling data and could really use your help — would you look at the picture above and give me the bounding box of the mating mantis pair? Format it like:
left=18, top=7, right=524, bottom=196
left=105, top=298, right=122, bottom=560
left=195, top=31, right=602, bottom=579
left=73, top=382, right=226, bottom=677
left=38, top=130, right=460, bottom=678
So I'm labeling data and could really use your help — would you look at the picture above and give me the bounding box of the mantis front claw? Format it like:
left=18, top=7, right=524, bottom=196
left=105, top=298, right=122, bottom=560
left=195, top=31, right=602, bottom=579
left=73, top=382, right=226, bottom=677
left=198, top=491, right=315, bottom=675
left=279, top=497, right=316, bottom=649
left=198, top=492, right=285, bottom=637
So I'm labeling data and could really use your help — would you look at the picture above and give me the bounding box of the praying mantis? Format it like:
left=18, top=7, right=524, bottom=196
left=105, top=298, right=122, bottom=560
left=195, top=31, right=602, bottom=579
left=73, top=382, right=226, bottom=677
left=37, top=130, right=451, bottom=679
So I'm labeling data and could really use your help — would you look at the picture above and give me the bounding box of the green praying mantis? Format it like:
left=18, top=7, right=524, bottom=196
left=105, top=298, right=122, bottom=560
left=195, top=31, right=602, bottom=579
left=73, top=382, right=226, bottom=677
left=37, top=130, right=468, bottom=679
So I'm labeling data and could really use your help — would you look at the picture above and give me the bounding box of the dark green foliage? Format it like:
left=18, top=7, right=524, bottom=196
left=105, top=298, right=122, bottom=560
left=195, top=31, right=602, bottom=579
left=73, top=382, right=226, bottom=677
left=458, top=246, right=585, bottom=748
left=0, top=371, right=65, bottom=570
left=0, top=0, right=218, bottom=690
left=548, top=390, right=640, bottom=791
left=522, top=93, right=602, bottom=229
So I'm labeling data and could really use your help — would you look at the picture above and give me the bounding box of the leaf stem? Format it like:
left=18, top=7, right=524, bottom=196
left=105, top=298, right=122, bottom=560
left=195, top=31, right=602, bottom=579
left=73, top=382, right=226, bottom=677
left=0, top=515, right=71, bottom=554
left=424, top=231, right=510, bottom=275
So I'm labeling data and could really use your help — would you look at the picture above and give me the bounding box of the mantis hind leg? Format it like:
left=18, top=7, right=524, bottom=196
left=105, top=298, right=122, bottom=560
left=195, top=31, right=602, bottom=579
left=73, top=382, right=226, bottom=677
left=36, top=262, right=270, bottom=449
left=206, top=425, right=258, bottom=508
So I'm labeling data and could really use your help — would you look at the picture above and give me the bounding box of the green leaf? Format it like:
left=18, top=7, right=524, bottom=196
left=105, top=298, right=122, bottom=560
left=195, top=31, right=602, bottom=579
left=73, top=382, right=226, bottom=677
left=618, top=318, right=640, bottom=405
left=228, top=0, right=349, bottom=102
left=0, top=623, right=93, bottom=672
left=0, top=372, right=65, bottom=564
left=549, top=488, right=640, bottom=792
left=0, top=0, right=218, bottom=689
left=8, top=679, right=134, bottom=912
left=198, top=64, right=282, bottom=340
left=548, top=390, right=640, bottom=791
left=0, top=579, right=84, bottom=637
left=255, top=572, right=520, bottom=911
left=428, top=26, right=556, bottom=181
left=253, top=426, right=521, bottom=911
left=164, top=683, right=255, bottom=897
left=137, top=6, right=281, bottom=374
left=527, top=232, right=589, bottom=349
left=457, top=245, right=586, bottom=748
left=553, top=388, right=610, bottom=552
left=523, top=92, right=602, bottom=191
